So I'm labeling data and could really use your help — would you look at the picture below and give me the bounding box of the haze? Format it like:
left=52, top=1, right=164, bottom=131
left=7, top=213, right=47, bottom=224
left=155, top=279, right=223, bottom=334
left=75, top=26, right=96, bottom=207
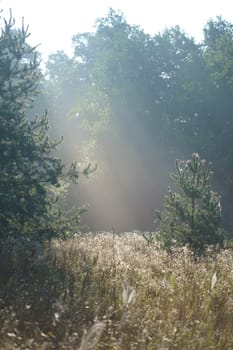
left=1, top=1, right=233, bottom=232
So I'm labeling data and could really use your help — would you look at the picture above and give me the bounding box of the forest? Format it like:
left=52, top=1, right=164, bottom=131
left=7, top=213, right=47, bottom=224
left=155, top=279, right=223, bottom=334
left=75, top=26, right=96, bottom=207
left=1, top=8, right=233, bottom=349
left=40, top=9, right=233, bottom=233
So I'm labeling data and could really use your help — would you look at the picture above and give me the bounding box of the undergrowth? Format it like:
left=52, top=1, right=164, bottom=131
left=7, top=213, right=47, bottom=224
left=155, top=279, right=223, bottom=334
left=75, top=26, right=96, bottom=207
left=0, top=232, right=233, bottom=349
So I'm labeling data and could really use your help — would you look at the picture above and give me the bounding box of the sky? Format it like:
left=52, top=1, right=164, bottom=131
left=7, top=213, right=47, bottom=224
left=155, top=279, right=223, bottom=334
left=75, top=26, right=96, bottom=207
left=1, top=0, right=233, bottom=58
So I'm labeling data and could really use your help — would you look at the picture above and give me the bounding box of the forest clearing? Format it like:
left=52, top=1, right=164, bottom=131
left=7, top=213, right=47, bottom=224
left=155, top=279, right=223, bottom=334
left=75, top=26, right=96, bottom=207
left=1, top=5, right=233, bottom=349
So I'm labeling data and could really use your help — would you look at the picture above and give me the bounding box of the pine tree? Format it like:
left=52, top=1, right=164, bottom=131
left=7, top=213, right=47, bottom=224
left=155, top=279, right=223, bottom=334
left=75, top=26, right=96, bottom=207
left=0, top=13, right=80, bottom=241
left=155, top=153, right=224, bottom=255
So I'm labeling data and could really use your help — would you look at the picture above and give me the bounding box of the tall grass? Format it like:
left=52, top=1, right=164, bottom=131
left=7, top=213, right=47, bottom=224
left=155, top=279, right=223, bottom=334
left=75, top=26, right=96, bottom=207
left=0, top=232, right=233, bottom=349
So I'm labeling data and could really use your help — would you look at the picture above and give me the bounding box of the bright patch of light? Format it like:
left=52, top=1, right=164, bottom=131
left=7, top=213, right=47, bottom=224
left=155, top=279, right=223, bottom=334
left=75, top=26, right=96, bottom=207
left=1, top=0, right=233, bottom=56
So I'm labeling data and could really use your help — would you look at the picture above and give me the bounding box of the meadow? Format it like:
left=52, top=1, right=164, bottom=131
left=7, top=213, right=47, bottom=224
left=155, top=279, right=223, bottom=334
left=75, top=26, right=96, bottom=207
left=0, top=232, right=233, bottom=349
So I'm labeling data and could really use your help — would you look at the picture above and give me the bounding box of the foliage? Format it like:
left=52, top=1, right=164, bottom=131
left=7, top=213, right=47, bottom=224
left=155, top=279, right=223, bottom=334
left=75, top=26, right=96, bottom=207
left=0, top=13, right=86, bottom=242
left=1, top=233, right=233, bottom=349
left=155, top=154, right=224, bottom=255
left=43, top=10, right=233, bottom=232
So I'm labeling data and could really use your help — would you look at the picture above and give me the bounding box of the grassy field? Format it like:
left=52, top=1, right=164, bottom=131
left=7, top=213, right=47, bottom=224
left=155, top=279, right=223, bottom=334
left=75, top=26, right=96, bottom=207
left=0, top=232, right=233, bottom=349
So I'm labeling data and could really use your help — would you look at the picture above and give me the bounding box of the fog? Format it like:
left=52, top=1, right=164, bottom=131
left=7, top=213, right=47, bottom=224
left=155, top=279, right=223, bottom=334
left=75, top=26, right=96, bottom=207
left=69, top=157, right=169, bottom=232
left=25, top=8, right=233, bottom=232
left=57, top=111, right=174, bottom=233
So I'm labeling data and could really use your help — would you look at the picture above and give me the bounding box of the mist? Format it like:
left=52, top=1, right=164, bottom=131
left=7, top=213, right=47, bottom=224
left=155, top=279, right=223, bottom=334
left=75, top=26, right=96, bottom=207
left=27, top=9, right=233, bottom=232
left=67, top=129, right=172, bottom=232
left=49, top=84, right=174, bottom=232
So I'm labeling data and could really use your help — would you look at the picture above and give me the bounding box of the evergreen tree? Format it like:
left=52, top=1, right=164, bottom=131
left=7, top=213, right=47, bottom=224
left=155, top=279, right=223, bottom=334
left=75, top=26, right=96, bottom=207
left=155, top=154, right=224, bottom=255
left=0, top=13, right=80, bottom=241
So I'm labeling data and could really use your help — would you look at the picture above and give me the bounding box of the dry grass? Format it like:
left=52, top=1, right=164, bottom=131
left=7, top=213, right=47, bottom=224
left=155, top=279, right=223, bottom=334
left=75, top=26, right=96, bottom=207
left=1, top=232, right=233, bottom=349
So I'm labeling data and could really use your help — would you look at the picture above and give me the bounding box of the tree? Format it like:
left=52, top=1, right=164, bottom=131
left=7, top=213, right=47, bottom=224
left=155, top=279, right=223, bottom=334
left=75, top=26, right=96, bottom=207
left=0, top=13, right=81, bottom=241
left=43, top=10, right=233, bottom=232
left=155, top=154, right=224, bottom=255
left=201, top=18, right=233, bottom=229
